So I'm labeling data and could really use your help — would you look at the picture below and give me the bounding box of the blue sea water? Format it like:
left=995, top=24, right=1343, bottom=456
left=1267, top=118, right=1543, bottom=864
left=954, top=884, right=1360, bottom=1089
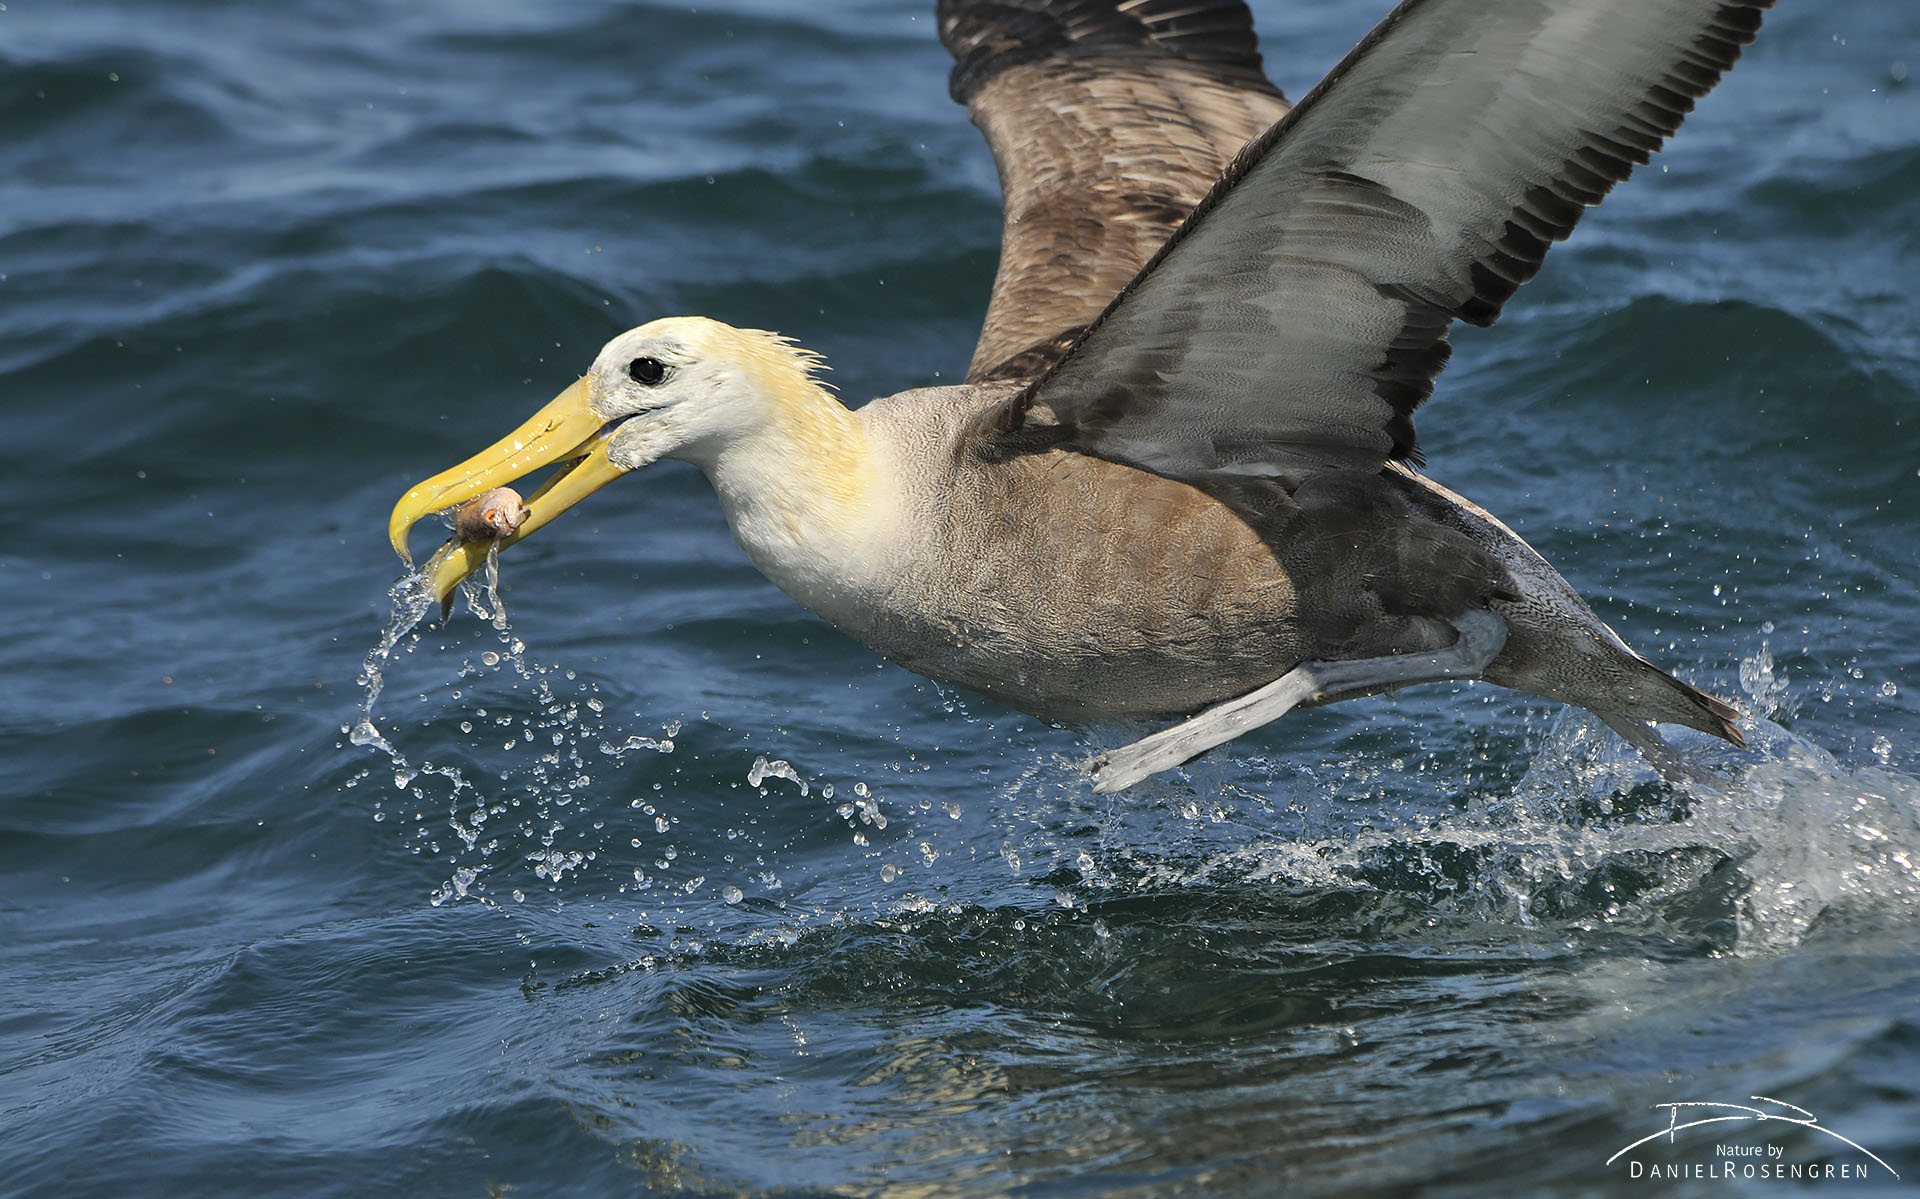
left=3, top=1, right=1919, bottom=1194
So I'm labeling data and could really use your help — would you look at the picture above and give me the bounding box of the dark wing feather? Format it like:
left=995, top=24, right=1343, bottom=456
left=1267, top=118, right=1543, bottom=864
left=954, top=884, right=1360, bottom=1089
left=998, top=0, right=1772, bottom=479
left=938, top=0, right=1290, bottom=382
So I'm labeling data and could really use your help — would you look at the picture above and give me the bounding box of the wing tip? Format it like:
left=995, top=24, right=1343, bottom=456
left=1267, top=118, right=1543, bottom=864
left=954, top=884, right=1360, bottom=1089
left=938, top=0, right=1281, bottom=105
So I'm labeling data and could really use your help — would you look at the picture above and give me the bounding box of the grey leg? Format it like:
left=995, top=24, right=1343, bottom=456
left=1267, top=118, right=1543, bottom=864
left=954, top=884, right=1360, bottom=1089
left=1087, top=609, right=1509, bottom=794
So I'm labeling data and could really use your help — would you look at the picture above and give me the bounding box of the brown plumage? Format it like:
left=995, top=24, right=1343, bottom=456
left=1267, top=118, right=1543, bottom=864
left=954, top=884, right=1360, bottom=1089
left=940, top=0, right=1292, bottom=380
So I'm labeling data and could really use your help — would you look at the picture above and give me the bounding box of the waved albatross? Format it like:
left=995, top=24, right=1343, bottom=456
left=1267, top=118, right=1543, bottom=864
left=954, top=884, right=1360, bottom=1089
left=389, top=0, right=1762, bottom=792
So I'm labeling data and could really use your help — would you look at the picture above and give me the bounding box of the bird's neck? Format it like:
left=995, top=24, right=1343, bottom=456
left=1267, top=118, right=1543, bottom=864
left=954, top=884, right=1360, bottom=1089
left=695, top=379, right=896, bottom=614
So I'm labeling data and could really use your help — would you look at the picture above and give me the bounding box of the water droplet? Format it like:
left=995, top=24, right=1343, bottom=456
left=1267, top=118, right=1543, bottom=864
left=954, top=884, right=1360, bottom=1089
left=1881, top=681, right=1899, bottom=698
left=481, top=651, right=501, bottom=667
left=880, top=864, right=898, bottom=883
left=723, top=885, right=743, bottom=904
left=747, top=756, right=808, bottom=795
left=459, top=721, right=472, bottom=733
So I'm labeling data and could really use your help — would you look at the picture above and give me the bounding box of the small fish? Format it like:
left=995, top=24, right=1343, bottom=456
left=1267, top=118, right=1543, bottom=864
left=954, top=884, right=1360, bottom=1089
left=438, top=486, right=528, bottom=620
left=452, top=486, right=529, bottom=541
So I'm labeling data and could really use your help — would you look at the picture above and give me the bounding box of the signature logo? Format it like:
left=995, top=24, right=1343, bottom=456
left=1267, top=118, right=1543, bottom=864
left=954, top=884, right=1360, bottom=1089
left=1607, top=1095, right=1899, bottom=1180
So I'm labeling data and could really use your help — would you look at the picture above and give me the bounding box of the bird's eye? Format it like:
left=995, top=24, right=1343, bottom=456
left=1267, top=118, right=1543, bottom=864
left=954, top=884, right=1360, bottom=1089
left=628, top=356, right=667, bottom=386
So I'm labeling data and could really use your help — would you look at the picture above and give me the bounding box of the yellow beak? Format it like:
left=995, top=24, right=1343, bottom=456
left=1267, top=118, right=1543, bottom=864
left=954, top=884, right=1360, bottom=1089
left=387, top=376, right=627, bottom=604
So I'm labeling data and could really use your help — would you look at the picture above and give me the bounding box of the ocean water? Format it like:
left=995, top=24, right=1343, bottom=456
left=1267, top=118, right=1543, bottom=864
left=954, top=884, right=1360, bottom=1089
left=4, top=0, right=1919, bottom=1194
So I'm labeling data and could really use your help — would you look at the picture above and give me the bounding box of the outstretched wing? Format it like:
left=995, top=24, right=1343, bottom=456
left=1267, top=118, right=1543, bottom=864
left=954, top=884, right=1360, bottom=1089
left=1000, top=0, right=1772, bottom=478
left=938, top=0, right=1291, bottom=383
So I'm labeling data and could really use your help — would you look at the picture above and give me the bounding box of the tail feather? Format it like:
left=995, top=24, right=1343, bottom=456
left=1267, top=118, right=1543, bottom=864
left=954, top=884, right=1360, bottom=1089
left=1628, top=659, right=1747, bottom=749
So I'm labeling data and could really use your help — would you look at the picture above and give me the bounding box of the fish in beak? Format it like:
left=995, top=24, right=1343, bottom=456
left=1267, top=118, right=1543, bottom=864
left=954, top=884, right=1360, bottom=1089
left=387, top=376, right=627, bottom=605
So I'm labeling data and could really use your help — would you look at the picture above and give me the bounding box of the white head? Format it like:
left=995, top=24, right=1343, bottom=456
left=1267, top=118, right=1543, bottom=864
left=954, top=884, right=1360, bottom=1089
left=585, top=316, right=837, bottom=473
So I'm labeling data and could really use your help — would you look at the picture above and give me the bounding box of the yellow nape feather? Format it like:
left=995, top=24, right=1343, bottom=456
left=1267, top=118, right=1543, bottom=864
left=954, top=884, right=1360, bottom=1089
left=687, top=319, right=875, bottom=518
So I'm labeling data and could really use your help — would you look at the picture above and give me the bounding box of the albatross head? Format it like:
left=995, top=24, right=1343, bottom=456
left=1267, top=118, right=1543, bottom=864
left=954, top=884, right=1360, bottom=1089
left=388, top=316, right=836, bottom=602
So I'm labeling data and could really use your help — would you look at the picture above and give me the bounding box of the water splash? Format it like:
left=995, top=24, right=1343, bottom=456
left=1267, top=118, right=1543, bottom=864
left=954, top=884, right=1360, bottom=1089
left=1738, top=627, right=1792, bottom=717
left=348, top=570, right=480, bottom=885
left=459, top=541, right=511, bottom=632
left=1049, top=702, right=1920, bottom=956
left=349, top=564, right=701, bottom=909
left=348, top=569, right=438, bottom=755
left=602, top=734, right=675, bottom=757
left=958, top=627, right=1920, bottom=958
